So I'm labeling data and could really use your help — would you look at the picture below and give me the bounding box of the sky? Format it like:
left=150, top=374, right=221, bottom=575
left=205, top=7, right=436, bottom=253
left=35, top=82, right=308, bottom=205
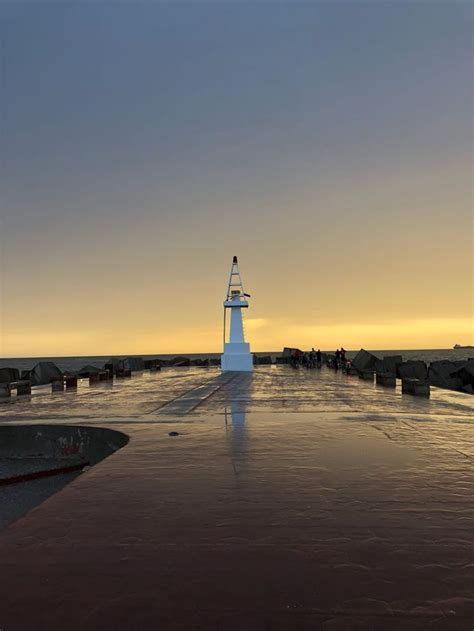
left=0, top=0, right=472, bottom=357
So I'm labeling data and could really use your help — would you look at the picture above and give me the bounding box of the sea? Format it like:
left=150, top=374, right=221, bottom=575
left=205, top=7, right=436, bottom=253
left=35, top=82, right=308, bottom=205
left=1, top=349, right=473, bottom=374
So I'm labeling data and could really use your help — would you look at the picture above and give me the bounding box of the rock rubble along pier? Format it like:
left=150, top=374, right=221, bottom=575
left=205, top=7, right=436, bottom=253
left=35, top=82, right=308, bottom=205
left=3, top=349, right=471, bottom=397
left=0, top=362, right=473, bottom=630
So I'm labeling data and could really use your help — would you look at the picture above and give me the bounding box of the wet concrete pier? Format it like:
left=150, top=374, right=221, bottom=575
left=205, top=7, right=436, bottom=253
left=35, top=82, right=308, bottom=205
left=0, top=366, right=472, bottom=629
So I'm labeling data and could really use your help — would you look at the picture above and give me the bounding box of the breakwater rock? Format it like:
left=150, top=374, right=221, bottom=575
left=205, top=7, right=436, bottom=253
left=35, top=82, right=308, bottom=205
left=428, top=359, right=474, bottom=394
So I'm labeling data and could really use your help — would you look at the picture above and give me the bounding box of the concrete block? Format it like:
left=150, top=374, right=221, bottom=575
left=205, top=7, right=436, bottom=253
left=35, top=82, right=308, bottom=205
left=29, top=361, right=63, bottom=386
left=428, top=360, right=458, bottom=386
left=451, top=359, right=474, bottom=387
left=124, top=357, right=145, bottom=371
left=78, top=365, right=102, bottom=378
left=196, top=359, right=211, bottom=367
left=105, top=358, right=125, bottom=373
left=375, top=359, right=385, bottom=374
left=0, top=368, right=20, bottom=384
left=398, top=361, right=428, bottom=380
left=428, top=360, right=465, bottom=390
left=444, top=377, right=464, bottom=391
left=381, top=355, right=403, bottom=374
left=401, top=379, right=414, bottom=394
left=376, top=372, right=396, bottom=387
left=15, top=381, right=32, bottom=396
left=65, top=375, right=78, bottom=389
left=402, top=378, right=430, bottom=397
left=115, top=369, right=132, bottom=378
left=0, top=384, right=11, bottom=399
left=104, top=363, right=115, bottom=376
left=170, top=356, right=191, bottom=367
left=413, top=381, right=430, bottom=397
left=352, top=349, right=379, bottom=372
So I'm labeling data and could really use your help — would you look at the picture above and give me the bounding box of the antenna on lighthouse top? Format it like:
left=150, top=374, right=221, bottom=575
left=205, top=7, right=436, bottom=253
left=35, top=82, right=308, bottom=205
left=226, top=255, right=250, bottom=302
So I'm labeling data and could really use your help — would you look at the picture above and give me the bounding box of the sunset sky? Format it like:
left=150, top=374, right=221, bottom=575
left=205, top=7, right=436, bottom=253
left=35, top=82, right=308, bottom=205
left=0, top=1, right=472, bottom=357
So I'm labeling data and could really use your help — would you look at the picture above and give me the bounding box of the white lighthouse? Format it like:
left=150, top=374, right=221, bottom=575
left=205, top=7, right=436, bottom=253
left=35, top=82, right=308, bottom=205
left=221, top=256, right=254, bottom=372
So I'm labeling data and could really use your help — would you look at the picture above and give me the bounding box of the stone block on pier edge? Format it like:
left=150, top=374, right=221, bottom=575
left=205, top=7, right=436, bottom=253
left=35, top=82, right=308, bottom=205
left=65, top=375, right=78, bottom=389
left=450, top=358, right=474, bottom=387
left=398, top=360, right=428, bottom=380
left=0, top=383, right=11, bottom=399
left=376, top=372, right=396, bottom=387
left=254, top=355, right=272, bottom=365
left=377, top=355, right=403, bottom=374
left=29, top=361, right=63, bottom=386
left=0, top=368, right=20, bottom=384
left=402, top=378, right=430, bottom=397
left=15, top=381, right=32, bottom=396
left=352, top=349, right=378, bottom=372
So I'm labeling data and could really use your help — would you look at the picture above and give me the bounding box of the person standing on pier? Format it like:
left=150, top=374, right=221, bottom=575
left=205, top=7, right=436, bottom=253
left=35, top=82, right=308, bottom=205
left=291, top=349, right=301, bottom=368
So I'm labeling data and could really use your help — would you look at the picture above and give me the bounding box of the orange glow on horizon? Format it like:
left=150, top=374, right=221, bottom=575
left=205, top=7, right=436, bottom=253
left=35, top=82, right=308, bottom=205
left=1, top=317, right=472, bottom=358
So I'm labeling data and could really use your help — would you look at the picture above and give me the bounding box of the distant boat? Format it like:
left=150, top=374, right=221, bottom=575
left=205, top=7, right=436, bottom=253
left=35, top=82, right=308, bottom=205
left=453, top=344, right=474, bottom=349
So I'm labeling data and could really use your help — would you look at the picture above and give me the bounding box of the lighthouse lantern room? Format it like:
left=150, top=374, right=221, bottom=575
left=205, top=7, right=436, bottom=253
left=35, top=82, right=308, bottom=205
left=221, top=256, right=254, bottom=372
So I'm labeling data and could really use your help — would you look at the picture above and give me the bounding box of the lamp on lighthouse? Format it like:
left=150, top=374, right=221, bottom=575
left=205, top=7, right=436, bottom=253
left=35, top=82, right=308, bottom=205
left=221, top=256, right=254, bottom=372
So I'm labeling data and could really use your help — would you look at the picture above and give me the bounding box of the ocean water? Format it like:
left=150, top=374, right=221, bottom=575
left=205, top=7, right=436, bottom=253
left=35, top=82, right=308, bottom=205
left=0, top=349, right=473, bottom=374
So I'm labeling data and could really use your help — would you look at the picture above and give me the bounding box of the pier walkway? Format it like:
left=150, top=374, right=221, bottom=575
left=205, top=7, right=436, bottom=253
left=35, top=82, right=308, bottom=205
left=0, top=366, right=472, bottom=629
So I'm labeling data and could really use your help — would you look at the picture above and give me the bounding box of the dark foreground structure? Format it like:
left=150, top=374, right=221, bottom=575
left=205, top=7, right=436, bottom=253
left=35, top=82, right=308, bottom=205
left=0, top=366, right=473, bottom=629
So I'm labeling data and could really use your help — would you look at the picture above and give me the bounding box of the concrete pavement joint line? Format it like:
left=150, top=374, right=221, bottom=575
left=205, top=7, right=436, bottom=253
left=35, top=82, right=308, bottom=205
left=154, top=372, right=239, bottom=416
left=146, top=373, right=231, bottom=415
left=401, top=419, right=474, bottom=460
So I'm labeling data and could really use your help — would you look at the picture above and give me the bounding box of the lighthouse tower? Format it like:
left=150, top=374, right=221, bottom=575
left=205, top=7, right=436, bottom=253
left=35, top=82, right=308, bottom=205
left=221, top=256, right=253, bottom=372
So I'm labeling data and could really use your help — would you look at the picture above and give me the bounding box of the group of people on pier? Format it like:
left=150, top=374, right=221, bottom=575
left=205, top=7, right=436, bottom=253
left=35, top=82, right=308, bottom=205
left=290, top=348, right=322, bottom=369
left=290, top=347, right=351, bottom=372
left=331, top=347, right=351, bottom=372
